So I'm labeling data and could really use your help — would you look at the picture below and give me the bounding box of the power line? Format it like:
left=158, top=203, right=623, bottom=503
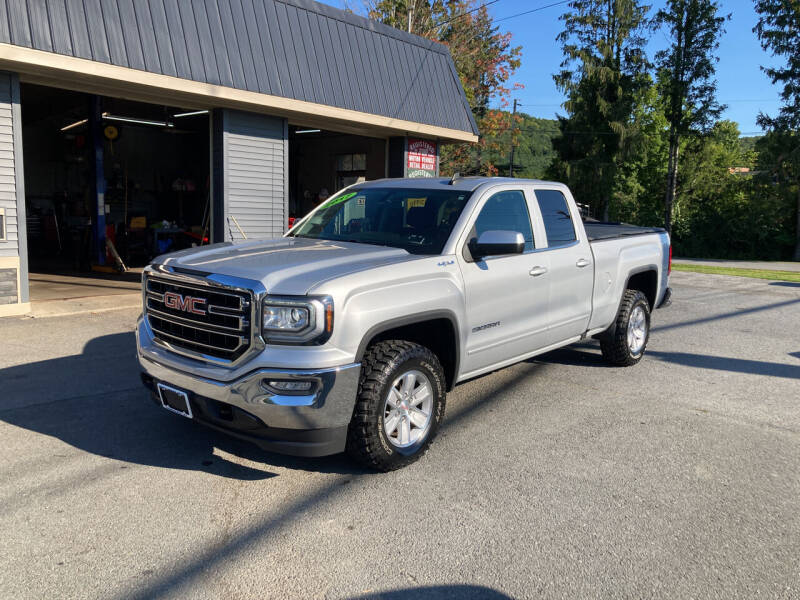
left=494, top=0, right=571, bottom=24
left=432, top=0, right=502, bottom=28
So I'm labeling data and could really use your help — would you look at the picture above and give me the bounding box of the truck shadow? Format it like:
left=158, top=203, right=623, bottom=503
left=0, top=332, right=367, bottom=479
left=536, top=343, right=800, bottom=380
left=531, top=342, right=610, bottom=369
left=350, top=585, right=513, bottom=599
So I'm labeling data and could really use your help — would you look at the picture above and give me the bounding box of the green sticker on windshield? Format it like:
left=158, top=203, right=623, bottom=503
left=322, top=191, right=357, bottom=209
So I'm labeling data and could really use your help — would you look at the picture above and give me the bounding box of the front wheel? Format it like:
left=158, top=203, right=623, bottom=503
left=346, top=340, right=446, bottom=471
left=600, top=289, right=651, bottom=366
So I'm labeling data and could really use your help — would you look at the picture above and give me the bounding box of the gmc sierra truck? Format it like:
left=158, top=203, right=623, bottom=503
left=137, top=177, right=672, bottom=471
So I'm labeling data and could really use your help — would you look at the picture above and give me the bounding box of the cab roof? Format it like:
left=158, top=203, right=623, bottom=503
left=353, top=176, right=555, bottom=193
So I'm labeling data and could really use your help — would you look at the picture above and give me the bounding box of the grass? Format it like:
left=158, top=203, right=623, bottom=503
left=672, top=263, right=800, bottom=283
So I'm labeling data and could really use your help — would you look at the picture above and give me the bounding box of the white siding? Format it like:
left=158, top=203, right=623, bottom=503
left=223, top=112, right=287, bottom=241
left=0, top=74, right=17, bottom=258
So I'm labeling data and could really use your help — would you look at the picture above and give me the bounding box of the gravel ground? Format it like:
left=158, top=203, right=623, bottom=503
left=1, top=270, right=798, bottom=599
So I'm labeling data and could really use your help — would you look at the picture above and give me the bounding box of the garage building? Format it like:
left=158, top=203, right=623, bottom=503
left=0, top=0, right=477, bottom=316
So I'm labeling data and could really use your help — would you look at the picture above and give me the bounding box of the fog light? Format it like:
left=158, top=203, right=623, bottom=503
left=263, top=379, right=313, bottom=393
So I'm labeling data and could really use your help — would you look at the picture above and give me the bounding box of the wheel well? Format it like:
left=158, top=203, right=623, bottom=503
left=627, top=270, right=657, bottom=309
left=363, top=318, right=458, bottom=391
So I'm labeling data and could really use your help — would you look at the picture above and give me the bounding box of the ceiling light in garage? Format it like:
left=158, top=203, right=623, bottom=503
left=60, top=118, right=88, bottom=131
left=173, top=110, right=209, bottom=118
left=101, top=112, right=174, bottom=128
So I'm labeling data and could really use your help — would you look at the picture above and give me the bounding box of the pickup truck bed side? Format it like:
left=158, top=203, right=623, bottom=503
left=583, top=221, right=666, bottom=241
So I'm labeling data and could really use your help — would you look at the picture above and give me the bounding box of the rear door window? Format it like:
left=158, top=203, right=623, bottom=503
left=535, top=189, right=577, bottom=248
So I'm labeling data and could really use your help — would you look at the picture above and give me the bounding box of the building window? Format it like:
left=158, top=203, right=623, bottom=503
left=0, top=208, right=5, bottom=241
left=337, top=153, right=367, bottom=189
left=337, top=153, right=366, bottom=172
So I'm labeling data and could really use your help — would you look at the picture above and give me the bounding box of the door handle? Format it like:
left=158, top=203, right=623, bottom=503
left=576, top=258, right=591, bottom=268
left=529, top=266, right=548, bottom=277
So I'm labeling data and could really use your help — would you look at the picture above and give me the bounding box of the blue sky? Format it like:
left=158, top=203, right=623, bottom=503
left=334, top=0, right=785, bottom=136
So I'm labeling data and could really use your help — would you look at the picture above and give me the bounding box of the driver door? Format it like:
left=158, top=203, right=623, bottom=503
left=457, top=189, right=551, bottom=376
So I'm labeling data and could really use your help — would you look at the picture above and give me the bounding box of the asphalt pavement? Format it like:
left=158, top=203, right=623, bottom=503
left=1, top=271, right=798, bottom=599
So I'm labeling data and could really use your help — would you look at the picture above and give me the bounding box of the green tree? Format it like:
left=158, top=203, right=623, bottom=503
left=610, top=80, right=669, bottom=225
left=671, top=122, right=795, bottom=259
left=366, top=1, right=522, bottom=175
left=753, top=0, right=800, bottom=260
left=484, top=113, right=561, bottom=178
left=654, top=0, right=728, bottom=234
left=551, top=0, right=651, bottom=219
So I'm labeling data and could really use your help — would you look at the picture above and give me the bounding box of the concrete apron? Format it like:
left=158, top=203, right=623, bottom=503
left=23, top=271, right=142, bottom=319
left=27, top=293, right=142, bottom=318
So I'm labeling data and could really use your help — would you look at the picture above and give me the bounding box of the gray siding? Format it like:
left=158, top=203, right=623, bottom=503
left=0, top=73, right=17, bottom=258
left=223, top=111, right=287, bottom=241
left=0, top=0, right=478, bottom=136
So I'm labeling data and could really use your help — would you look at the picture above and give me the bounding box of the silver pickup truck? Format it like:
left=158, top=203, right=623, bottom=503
left=137, top=177, right=671, bottom=470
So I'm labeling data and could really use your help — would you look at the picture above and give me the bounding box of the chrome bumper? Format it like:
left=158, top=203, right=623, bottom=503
left=137, top=320, right=361, bottom=431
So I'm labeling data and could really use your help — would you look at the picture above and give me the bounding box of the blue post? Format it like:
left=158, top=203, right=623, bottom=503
left=90, top=95, right=106, bottom=265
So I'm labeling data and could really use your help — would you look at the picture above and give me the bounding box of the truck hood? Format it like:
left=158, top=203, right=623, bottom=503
left=154, top=237, right=415, bottom=295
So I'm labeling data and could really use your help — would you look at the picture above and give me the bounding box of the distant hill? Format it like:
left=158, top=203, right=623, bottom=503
left=486, top=113, right=560, bottom=179
left=738, top=136, right=762, bottom=154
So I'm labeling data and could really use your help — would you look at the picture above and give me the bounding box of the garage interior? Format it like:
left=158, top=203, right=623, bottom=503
left=19, top=83, right=388, bottom=302
left=289, top=127, right=387, bottom=218
left=21, top=82, right=210, bottom=277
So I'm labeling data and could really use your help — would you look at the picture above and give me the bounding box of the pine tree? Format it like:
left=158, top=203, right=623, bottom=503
left=552, top=0, right=651, bottom=219
left=655, top=0, right=728, bottom=235
left=753, top=0, right=800, bottom=260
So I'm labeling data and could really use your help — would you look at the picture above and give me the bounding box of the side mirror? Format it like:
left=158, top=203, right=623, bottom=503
left=470, top=230, right=525, bottom=260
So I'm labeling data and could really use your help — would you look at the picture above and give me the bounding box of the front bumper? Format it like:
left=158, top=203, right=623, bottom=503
left=137, top=316, right=361, bottom=456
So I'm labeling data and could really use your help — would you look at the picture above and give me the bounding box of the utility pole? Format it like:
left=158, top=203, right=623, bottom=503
left=509, top=99, right=520, bottom=177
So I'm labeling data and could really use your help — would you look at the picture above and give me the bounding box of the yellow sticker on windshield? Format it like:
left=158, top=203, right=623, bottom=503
left=407, top=197, right=427, bottom=208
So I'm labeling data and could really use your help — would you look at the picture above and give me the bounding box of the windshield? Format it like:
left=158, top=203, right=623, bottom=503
left=289, top=187, right=472, bottom=255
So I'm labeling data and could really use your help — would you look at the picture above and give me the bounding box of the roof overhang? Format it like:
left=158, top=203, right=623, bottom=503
left=0, top=43, right=478, bottom=143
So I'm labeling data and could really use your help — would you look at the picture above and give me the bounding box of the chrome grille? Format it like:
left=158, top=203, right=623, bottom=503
left=145, top=276, right=253, bottom=361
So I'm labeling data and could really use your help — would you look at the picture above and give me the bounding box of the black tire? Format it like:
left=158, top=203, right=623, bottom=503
left=346, top=340, right=446, bottom=472
left=600, top=289, right=651, bottom=366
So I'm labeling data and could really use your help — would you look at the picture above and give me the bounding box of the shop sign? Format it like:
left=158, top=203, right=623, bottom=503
left=406, top=138, right=437, bottom=178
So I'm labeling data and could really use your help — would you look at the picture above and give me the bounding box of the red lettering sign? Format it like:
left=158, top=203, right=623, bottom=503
left=407, top=138, right=438, bottom=175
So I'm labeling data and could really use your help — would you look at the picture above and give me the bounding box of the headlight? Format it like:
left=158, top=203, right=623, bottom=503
left=261, top=296, right=333, bottom=344
left=263, top=305, right=310, bottom=331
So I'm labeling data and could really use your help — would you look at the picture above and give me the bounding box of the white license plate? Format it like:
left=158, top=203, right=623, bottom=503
left=156, top=383, right=193, bottom=419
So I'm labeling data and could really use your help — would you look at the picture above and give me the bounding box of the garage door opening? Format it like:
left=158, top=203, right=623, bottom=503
left=21, top=83, right=210, bottom=300
left=289, top=126, right=386, bottom=221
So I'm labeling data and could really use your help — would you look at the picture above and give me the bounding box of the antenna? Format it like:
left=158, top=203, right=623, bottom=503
left=448, top=172, right=461, bottom=185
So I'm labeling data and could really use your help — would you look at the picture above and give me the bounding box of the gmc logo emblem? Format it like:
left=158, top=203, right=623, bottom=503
left=164, top=291, right=207, bottom=315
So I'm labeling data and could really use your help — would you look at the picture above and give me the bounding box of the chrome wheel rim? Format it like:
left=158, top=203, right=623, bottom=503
left=383, top=369, right=433, bottom=449
left=627, top=305, right=647, bottom=355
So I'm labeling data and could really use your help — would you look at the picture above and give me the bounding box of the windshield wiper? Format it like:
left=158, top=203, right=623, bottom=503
left=345, top=239, right=389, bottom=247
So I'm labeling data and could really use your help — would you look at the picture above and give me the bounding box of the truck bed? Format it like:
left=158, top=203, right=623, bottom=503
left=584, top=221, right=665, bottom=242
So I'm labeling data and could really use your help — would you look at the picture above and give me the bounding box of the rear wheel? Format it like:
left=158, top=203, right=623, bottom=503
left=346, top=340, right=446, bottom=471
left=600, top=289, right=651, bottom=366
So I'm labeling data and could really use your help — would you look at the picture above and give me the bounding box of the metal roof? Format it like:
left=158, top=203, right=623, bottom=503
left=0, top=0, right=478, bottom=137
